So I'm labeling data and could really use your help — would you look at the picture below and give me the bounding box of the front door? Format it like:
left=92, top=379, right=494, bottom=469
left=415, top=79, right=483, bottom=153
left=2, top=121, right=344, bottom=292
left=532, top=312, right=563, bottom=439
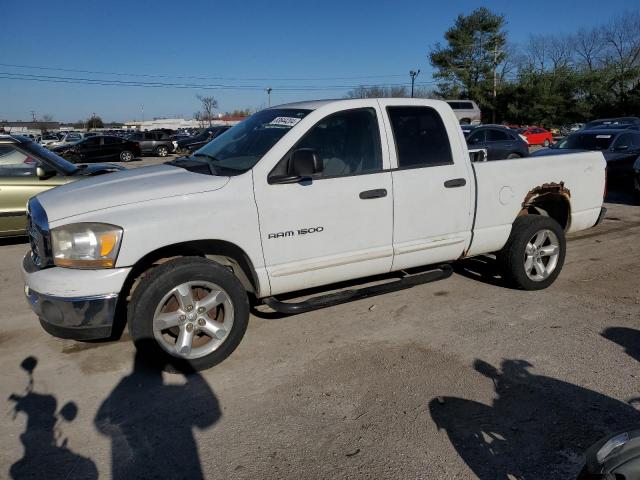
left=254, top=105, right=394, bottom=296
left=379, top=101, right=474, bottom=271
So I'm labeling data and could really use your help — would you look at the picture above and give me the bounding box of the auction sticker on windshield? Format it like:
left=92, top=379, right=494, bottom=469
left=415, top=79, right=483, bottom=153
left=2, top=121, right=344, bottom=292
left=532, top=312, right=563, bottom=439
left=268, top=117, right=302, bottom=128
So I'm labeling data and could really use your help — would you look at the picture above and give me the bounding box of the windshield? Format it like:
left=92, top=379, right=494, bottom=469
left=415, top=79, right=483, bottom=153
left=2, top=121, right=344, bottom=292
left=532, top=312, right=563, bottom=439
left=556, top=133, right=614, bottom=150
left=22, top=138, right=78, bottom=175
left=194, top=108, right=311, bottom=172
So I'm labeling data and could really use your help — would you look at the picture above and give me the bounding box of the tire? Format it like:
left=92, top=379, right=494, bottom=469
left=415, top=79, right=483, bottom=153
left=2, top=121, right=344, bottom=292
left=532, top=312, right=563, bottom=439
left=506, top=153, right=521, bottom=159
left=128, top=257, right=250, bottom=372
left=155, top=145, right=169, bottom=157
left=119, top=150, right=134, bottom=162
left=497, top=215, right=566, bottom=290
left=543, top=139, right=550, bottom=147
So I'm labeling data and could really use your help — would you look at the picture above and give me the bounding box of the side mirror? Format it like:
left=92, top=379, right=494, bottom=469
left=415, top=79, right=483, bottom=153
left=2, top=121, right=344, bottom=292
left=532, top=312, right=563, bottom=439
left=269, top=148, right=323, bottom=184
left=36, top=165, right=55, bottom=179
left=290, top=148, right=322, bottom=177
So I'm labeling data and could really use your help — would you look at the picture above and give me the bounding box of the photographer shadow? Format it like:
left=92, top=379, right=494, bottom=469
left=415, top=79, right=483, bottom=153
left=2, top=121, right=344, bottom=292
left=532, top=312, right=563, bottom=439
left=8, top=356, right=97, bottom=479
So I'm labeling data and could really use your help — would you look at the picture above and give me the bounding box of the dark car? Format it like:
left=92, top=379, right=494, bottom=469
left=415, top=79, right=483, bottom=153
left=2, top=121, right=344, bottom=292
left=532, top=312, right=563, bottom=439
left=633, top=156, right=640, bottom=197
left=175, top=126, right=230, bottom=153
left=532, top=128, right=640, bottom=187
left=52, top=135, right=141, bottom=163
left=127, top=130, right=175, bottom=157
left=465, top=125, right=529, bottom=160
left=584, top=117, right=640, bottom=130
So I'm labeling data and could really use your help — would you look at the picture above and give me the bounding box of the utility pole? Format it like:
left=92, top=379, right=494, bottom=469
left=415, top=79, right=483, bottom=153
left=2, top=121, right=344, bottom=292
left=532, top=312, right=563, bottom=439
left=492, top=43, right=498, bottom=124
left=30, top=110, right=36, bottom=122
left=265, top=87, right=272, bottom=107
left=409, top=70, right=420, bottom=98
left=141, top=104, right=144, bottom=123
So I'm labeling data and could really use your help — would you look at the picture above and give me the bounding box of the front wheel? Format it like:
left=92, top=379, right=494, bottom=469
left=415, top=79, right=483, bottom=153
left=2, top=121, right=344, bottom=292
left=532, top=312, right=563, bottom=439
left=506, top=153, right=521, bottom=159
left=119, top=150, right=134, bottom=162
left=497, top=215, right=566, bottom=290
left=155, top=145, right=169, bottom=157
left=128, top=257, right=250, bottom=372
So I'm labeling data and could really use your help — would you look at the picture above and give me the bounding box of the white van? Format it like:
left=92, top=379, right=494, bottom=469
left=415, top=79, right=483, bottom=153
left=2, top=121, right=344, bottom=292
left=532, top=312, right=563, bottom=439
left=446, top=100, right=481, bottom=125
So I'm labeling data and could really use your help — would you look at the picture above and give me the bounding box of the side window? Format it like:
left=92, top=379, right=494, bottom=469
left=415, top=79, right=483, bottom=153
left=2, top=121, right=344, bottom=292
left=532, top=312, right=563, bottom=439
left=613, top=134, right=632, bottom=149
left=294, top=108, right=382, bottom=177
left=487, top=129, right=510, bottom=141
left=82, top=137, right=101, bottom=147
left=467, top=130, right=486, bottom=144
left=103, top=137, right=118, bottom=145
left=0, top=145, right=37, bottom=177
left=387, top=106, right=453, bottom=168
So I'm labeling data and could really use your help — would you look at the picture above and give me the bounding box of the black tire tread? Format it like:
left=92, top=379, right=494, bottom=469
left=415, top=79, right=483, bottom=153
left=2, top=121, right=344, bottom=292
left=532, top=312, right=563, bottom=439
left=497, top=215, right=566, bottom=290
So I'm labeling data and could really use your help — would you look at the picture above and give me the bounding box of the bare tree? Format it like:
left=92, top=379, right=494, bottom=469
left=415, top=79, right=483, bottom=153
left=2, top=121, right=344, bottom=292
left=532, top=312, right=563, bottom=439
left=525, top=35, right=549, bottom=71
left=571, top=27, right=605, bottom=71
left=196, top=95, right=218, bottom=127
left=548, top=35, right=573, bottom=71
left=601, top=12, right=640, bottom=106
left=193, top=111, right=206, bottom=129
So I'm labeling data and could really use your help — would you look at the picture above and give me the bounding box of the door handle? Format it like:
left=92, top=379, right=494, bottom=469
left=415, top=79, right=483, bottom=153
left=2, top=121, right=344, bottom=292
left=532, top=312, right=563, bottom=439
left=444, top=178, right=467, bottom=188
left=359, top=188, right=387, bottom=199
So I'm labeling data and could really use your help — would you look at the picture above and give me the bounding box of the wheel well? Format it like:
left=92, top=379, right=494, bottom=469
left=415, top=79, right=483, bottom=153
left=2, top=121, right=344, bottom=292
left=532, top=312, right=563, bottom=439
left=111, top=240, right=260, bottom=339
left=520, top=183, right=571, bottom=230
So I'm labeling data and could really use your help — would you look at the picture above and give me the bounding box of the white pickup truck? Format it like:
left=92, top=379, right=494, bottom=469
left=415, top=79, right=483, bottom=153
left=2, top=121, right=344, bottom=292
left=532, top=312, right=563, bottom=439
left=22, top=99, right=607, bottom=370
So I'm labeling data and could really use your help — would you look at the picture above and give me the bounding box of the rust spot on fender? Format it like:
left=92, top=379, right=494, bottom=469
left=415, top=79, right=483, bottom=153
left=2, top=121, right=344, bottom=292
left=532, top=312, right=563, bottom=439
left=522, top=182, right=571, bottom=208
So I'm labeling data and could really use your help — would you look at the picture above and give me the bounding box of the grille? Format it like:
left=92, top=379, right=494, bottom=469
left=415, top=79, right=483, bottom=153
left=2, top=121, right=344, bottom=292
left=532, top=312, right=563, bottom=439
left=27, top=214, right=43, bottom=266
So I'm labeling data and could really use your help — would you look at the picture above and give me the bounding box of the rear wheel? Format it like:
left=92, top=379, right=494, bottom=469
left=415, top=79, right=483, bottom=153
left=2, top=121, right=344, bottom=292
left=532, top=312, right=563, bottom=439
left=543, top=139, right=551, bottom=147
left=497, top=215, right=566, bottom=290
left=506, top=153, right=521, bottom=159
left=119, top=150, right=134, bottom=162
left=128, top=257, right=250, bottom=372
left=155, top=145, right=169, bottom=157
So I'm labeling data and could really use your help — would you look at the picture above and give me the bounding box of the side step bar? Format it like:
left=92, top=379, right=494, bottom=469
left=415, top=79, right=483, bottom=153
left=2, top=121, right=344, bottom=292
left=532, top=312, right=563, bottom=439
left=263, top=264, right=453, bottom=315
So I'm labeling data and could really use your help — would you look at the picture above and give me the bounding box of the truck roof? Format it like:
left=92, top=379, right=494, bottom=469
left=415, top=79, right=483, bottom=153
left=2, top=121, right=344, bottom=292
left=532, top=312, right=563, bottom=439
left=268, top=99, right=340, bottom=110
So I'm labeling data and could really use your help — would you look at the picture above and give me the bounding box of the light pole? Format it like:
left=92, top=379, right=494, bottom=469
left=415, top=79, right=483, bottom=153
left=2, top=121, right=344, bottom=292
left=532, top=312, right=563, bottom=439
left=409, top=69, right=421, bottom=98
left=265, top=87, right=272, bottom=107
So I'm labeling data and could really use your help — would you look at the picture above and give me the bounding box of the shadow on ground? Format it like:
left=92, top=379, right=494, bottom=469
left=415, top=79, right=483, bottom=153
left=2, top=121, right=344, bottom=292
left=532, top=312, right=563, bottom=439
left=453, top=255, right=506, bottom=288
left=429, top=358, right=640, bottom=479
left=8, top=356, right=97, bottom=479
left=8, top=341, right=221, bottom=480
left=602, top=326, right=640, bottom=363
left=94, top=340, right=221, bottom=479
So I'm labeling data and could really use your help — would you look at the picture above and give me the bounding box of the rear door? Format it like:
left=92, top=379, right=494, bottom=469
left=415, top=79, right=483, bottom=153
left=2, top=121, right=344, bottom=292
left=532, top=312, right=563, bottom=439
left=254, top=103, right=394, bottom=295
left=378, top=100, right=474, bottom=271
left=486, top=128, right=513, bottom=160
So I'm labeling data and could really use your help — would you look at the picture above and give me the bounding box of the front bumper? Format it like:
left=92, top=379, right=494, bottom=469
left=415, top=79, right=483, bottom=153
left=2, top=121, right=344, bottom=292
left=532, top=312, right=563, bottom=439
left=25, top=287, right=118, bottom=340
left=22, top=253, right=131, bottom=340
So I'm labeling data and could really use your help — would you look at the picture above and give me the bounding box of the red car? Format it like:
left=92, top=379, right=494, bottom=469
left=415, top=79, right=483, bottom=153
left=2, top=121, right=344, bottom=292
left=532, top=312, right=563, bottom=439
left=517, top=127, right=554, bottom=147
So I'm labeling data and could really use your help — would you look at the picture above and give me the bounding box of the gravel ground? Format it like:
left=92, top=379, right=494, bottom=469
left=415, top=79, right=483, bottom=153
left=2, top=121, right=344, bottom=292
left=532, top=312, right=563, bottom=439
left=0, top=178, right=638, bottom=479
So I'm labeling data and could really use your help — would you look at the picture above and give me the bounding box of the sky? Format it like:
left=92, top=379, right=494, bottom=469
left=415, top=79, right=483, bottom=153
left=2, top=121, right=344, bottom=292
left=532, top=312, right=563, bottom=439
left=1, top=0, right=639, bottom=122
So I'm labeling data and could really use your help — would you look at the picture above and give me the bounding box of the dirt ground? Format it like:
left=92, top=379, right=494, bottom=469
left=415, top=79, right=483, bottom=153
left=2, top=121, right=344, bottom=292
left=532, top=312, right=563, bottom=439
left=0, top=186, right=639, bottom=479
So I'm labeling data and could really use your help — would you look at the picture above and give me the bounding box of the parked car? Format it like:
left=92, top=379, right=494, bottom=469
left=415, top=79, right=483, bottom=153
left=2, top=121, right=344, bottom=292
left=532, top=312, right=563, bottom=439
left=532, top=129, right=640, bottom=187
left=465, top=125, right=530, bottom=160
left=48, top=132, right=85, bottom=148
left=23, top=98, right=606, bottom=371
left=174, top=126, right=230, bottom=153
left=52, top=135, right=141, bottom=163
left=584, top=117, right=640, bottom=130
left=0, top=135, right=123, bottom=237
left=633, top=156, right=640, bottom=197
left=36, top=133, right=60, bottom=147
left=127, top=130, right=175, bottom=157
left=517, top=127, right=554, bottom=146
left=445, top=100, right=481, bottom=125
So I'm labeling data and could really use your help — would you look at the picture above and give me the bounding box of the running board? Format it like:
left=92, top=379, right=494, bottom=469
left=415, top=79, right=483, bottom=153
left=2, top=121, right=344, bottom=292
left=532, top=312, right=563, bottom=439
left=263, top=264, right=453, bottom=315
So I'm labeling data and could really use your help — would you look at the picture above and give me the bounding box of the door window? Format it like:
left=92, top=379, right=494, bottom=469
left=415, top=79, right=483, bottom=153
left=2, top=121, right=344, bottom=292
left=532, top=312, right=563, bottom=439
left=487, top=129, right=510, bottom=141
left=103, top=137, right=119, bottom=145
left=387, top=106, right=453, bottom=168
left=82, top=137, right=101, bottom=147
left=0, top=145, right=37, bottom=176
left=293, top=108, right=382, bottom=177
left=466, top=130, right=486, bottom=144
left=613, top=134, right=633, bottom=150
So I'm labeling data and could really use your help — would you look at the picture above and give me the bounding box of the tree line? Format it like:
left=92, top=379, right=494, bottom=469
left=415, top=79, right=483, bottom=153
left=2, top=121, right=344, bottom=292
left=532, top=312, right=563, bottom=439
left=349, top=8, right=640, bottom=127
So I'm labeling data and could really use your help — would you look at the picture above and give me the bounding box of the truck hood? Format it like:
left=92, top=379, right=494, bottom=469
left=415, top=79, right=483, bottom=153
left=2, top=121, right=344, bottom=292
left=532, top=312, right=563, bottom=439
left=37, top=164, right=230, bottom=222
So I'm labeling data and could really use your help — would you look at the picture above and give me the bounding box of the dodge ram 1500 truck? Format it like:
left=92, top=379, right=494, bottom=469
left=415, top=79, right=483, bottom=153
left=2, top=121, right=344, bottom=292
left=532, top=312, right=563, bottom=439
left=22, top=99, right=607, bottom=371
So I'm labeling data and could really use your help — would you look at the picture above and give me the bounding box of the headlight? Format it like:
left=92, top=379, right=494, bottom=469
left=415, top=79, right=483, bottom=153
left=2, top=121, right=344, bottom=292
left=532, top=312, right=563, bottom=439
left=51, top=223, right=123, bottom=268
